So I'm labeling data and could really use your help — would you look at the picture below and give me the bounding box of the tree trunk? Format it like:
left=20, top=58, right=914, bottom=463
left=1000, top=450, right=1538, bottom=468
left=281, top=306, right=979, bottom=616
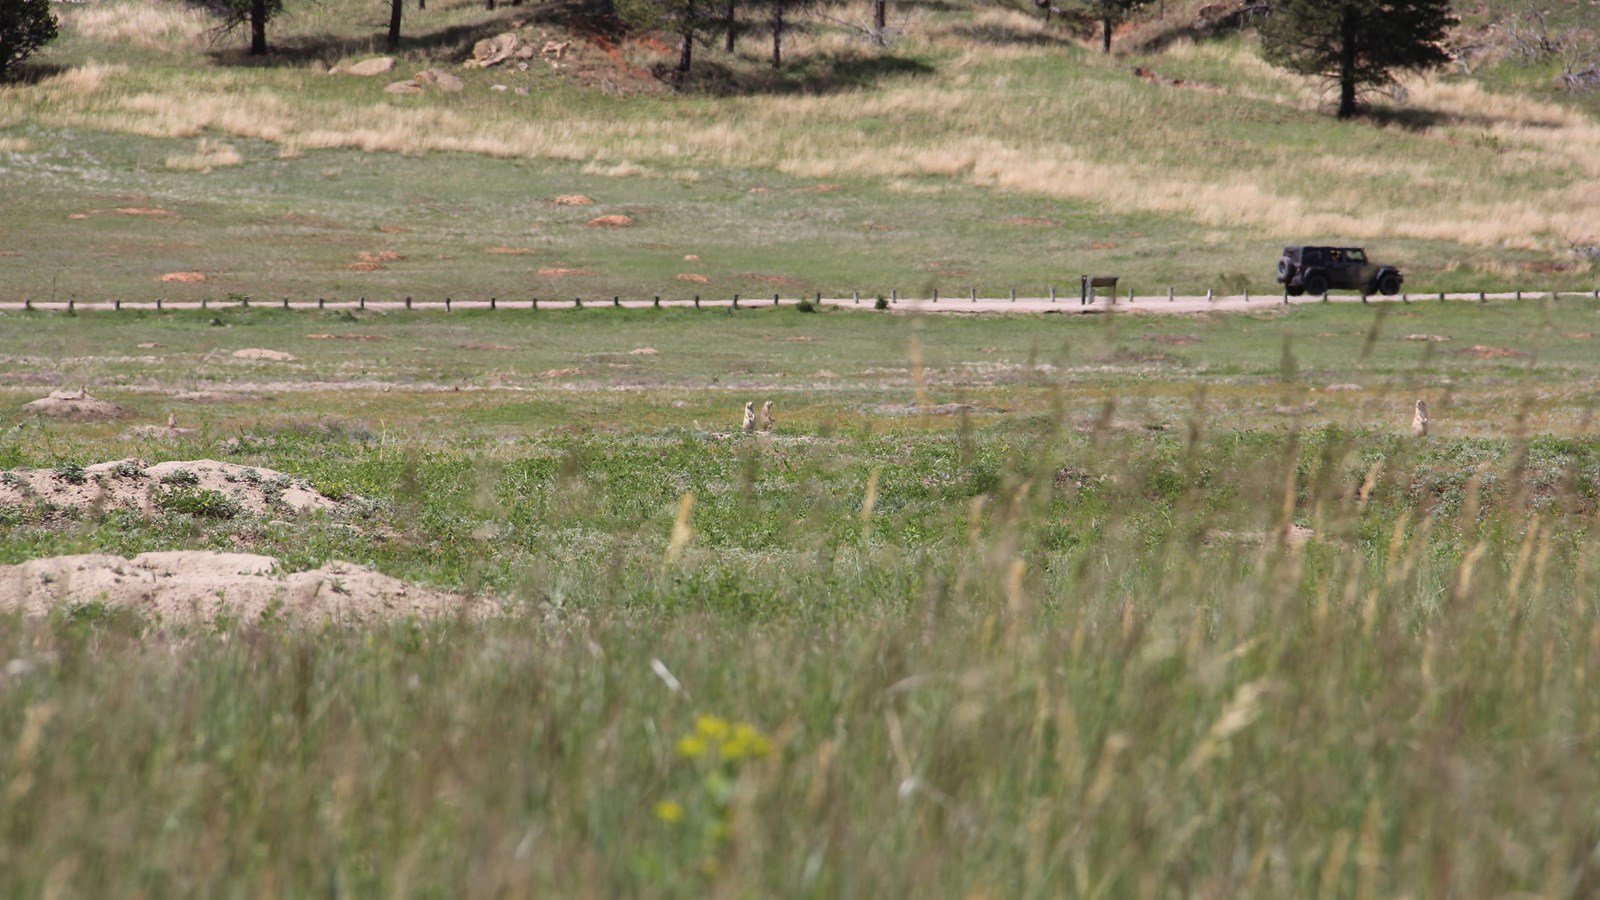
left=418, top=0, right=425, bottom=10
left=1337, top=8, right=1358, bottom=118
left=724, top=0, right=735, bottom=52
left=873, top=0, right=887, bottom=45
left=250, top=0, right=267, bottom=55
left=771, top=0, right=784, bottom=68
left=1101, top=16, right=1112, bottom=53
left=388, top=0, right=403, bottom=52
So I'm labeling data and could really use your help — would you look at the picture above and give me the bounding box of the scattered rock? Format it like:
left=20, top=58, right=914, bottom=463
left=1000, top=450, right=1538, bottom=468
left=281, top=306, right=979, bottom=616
left=469, top=32, right=524, bottom=68
left=586, top=214, right=634, bottom=228
left=630, top=347, right=658, bottom=355
left=490, top=84, right=509, bottom=92
left=1323, top=383, right=1362, bottom=392
left=514, top=86, right=530, bottom=96
left=137, top=342, right=162, bottom=349
left=1272, top=403, right=1318, bottom=416
left=232, top=348, right=297, bottom=361
left=414, top=69, right=465, bottom=92
left=541, top=40, right=572, bottom=58
left=343, top=57, right=396, bottom=77
left=384, top=80, right=424, bottom=95
left=22, top=389, right=128, bottom=421
left=158, top=272, right=207, bottom=283
left=0, top=551, right=479, bottom=626
left=553, top=194, right=594, bottom=206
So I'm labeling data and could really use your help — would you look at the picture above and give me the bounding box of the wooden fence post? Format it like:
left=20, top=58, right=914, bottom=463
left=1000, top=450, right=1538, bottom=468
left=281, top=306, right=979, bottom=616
left=891, top=289, right=898, bottom=303
left=282, top=297, right=289, bottom=309
left=358, top=296, right=365, bottom=309
left=1206, top=288, right=1213, bottom=303
left=654, top=295, right=661, bottom=308
left=1010, top=287, right=1016, bottom=302
left=532, top=297, right=539, bottom=309
left=202, top=297, right=208, bottom=309
left=773, top=293, right=779, bottom=306
left=405, top=296, right=412, bottom=310
left=932, top=288, right=938, bottom=303
left=694, top=295, right=700, bottom=309
left=733, top=294, right=740, bottom=309
left=490, top=297, right=497, bottom=310
left=613, top=295, right=621, bottom=307
left=1049, top=286, right=1056, bottom=303
left=318, top=297, right=325, bottom=309
left=853, top=291, right=859, bottom=304
left=155, top=298, right=161, bottom=311
left=575, top=297, right=583, bottom=309
left=1169, top=287, right=1175, bottom=303
left=446, top=297, right=452, bottom=311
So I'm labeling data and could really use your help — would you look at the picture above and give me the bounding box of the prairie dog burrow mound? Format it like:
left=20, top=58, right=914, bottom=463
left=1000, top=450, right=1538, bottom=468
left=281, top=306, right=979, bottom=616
left=0, top=458, right=342, bottom=516
left=22, top=389, right=129, bottom=421
left=0, top=551, right=481, bottom=625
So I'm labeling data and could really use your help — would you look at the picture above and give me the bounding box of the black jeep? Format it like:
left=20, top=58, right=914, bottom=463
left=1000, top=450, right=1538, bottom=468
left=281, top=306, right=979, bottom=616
left=1276, top=246, right=1403, bottom=297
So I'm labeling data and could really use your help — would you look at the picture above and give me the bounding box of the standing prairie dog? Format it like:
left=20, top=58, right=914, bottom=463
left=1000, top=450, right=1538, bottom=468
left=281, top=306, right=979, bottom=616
left=1411, top=400, right=1429, bottom=438
left=759, top=400, right=774, bottom=432
left=741, top=402, right=756, bottom=433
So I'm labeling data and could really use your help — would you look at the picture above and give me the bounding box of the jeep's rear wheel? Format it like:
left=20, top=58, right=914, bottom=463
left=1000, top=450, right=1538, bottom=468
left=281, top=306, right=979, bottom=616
left=1286, top=286, right=1305, bottom=297
left=1305, top=274, right=1328, bottom=296
left=1377, top=273, right=1401, bottom=296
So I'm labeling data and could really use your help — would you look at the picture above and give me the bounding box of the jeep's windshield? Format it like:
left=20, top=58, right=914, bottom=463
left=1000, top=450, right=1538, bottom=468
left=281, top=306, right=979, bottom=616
left=1348, top=250, right=1367, bottom=263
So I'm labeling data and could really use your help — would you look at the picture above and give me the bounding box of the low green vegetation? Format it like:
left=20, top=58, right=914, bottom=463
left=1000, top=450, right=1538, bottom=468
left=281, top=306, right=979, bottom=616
left=1, top=303, right=1599, bottom=894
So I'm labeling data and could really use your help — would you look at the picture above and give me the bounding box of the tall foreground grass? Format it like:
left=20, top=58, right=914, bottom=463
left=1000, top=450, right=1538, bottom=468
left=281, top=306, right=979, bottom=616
left=2, top=418, right=1598, bottom=897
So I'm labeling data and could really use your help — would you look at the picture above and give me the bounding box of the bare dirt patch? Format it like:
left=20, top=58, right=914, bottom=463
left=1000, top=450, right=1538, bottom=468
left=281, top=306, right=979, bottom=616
left=116, top=207, right=177, bottom=217
left=22, top=389, right=129, bottom=421
left=630, top=347, right=658, bottom=355
left=233, top=348, right=297, bottom=361
left=0, top=552, right=476, bottom=626
left=460, top=343, right=516, bottom=351
left=799, top=184, right=843, bottom=193
left=305, top=334, right=386, bottom=342
left=1004, top=217, right=1058, bottom=227
left=538, top=267, right=596, bottom=277
left=0, top=458, right=339, bottom=517
left=1403, top=333, right=1452, bottom=342
left=743, top=274, right=805, bottom=287
left=158, top=272, right=207, bottom=283
left=1089, top=242, right=1119, bottom=251
left=357, top=251, right=405, bottom=263
left=676, top=273, right=711, bottom=284
left=540, top=367, right=581, bottom=378
left=1455, top=345, right=1524, bottom=359
left=586, top=214, right=635, bottom=228
left=485, top=246, right=540, bottom=255
left=553, top=194, right=594, bottom=206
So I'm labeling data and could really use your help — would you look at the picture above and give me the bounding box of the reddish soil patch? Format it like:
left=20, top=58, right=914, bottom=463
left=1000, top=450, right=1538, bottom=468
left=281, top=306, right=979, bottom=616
left=1455, top=345, right=1524, bottom=359
left=0, top=251, right=20, bottom=257
left=305, top=334, right=386, bottom=342
left=748, top=187, right=769, bottom=194
left=538, top=267, right=596, bottom=277
left=379, top=226, right=407, bottom=233
left=485, top=247, right=539, bottom=255
left=540, top=367, right=581, bottom=378
left=460, top=343, right=515, bottom=351
left=347, top=262, right=384, bottom=271
left=676, top=273, right=711, bottom=284
left=1004, top=217, right=1058, bottom=227
left=864, top=224, right=894, bottom=232
left=800, top=184, right=843, bottom=193
left=357, top=251, right=405, bottom=263
left=1090, top=242, right=1119, bottom=251
left=683, top=254, right=700, bottom=261
left=116, top=207, right=178, bottom=217
left=1565, top=332, right=1593, bottom=339
left=587, top=214, right=635, bottom=228
left=553, top=194, right=594, bottom=206
left=158, top=272, right=207, bottom=283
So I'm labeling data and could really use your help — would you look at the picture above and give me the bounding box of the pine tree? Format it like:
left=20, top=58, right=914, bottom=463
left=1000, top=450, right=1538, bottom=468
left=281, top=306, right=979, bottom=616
left=1079, top=0, right=1150, bottom=54
left=1260, top=0, right=1456, bottom=119
left=0, top=0, right=59, bottom=81
left=186, top=0, right=286, bottom=55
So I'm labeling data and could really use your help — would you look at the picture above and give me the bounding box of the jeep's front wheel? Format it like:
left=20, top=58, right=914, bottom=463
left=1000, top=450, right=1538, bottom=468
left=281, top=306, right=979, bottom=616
left=1376, top=273, right=1401, bottom=296
left=1304, top=274, right=1328, bottom=296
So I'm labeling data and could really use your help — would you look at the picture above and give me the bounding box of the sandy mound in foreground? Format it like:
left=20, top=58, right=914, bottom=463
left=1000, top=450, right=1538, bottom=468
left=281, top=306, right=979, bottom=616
left=0, top=458, right=339, bottom=516
left=0, top=552, right=473, bottom=625
left=22, top=390, right=129, bottom=421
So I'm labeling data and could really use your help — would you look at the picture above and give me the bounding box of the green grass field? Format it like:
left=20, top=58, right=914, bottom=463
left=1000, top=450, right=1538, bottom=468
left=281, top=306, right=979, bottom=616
left=3, top=301, right=1600, bottom=895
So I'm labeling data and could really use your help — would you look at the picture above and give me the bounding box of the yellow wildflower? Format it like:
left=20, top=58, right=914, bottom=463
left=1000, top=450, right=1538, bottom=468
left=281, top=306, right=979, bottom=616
left=695, top=714, right=731, bottom=741
left=676, top=735, right=709, bottom=759
left=654, top=800, right=684, bottom=824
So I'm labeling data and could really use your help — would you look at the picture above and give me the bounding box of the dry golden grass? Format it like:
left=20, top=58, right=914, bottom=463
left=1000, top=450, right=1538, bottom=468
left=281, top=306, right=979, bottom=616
left=0, top=138, right=30, bottom=152
left=164, top=138, right=242, bottom=172
left=66, top=1, right=210, bottom=52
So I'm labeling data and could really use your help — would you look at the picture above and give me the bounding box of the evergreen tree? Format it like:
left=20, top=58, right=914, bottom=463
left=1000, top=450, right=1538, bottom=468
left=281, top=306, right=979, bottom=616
left=1260, top=0, right=1456, bottom=119
left=186, top=0, right=286, bottom=55
left=1079, top=0, right=1149, bottom=53
left=0, top=0, right=59, bottom=81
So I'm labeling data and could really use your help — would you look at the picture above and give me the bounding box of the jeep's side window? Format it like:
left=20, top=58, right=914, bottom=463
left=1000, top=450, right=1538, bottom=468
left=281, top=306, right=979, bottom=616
left=1349, top=250, right=1366, bottom=263
left=1305, top=249, right=1324, bottom=265
left=1330, top=249, right=1343, bottom=263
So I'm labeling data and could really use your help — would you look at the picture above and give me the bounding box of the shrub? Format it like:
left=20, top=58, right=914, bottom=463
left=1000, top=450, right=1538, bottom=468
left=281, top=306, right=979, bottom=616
left=156, top=487, right=240, bottom=518
left=160, top=468, right=200, bottom=487
left=52, top=461, right=87, bottom=485
left=0, top=0, right=59, bottom=83
left=874, top=296, right=890, bottom=310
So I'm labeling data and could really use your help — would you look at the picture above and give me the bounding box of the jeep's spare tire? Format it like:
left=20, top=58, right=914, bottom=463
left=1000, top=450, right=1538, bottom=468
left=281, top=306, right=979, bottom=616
left=1278, top=257, right=1291, bottom=278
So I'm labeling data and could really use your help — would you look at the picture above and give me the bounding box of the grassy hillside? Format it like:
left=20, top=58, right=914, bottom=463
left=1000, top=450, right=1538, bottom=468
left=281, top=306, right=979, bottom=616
left=1, top=0, right=1596, bottom=301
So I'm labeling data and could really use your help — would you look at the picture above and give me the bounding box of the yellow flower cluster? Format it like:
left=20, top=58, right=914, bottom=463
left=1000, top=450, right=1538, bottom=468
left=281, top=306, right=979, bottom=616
left=675, top=714, right=773, bottom=762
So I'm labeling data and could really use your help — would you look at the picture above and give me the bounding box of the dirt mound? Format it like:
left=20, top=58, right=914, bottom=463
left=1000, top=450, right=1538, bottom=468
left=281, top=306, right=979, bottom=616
left=676, top=273, right=711, bottom=284
left=0, top=458, right=339, bottom=516
left=485, top=246, right=539, bottom=255
left=537, top=267, right=595, bottom=277
left=553, top=194, right=593, bottom=206
left=305, top=333, right=386, bottom=342
left=1455, top=345, right=1523, bottom=359
left=0, top=552, right=475, bottom=625
left=1403, top=333, right=1451, bottom=342
left=158, top=272, right=207, bottom=283
left=586, top=214, right=634, bottom=228
left=22, top=389, right=129, bottom=421
left=233, top=348, right=297, bottom=361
